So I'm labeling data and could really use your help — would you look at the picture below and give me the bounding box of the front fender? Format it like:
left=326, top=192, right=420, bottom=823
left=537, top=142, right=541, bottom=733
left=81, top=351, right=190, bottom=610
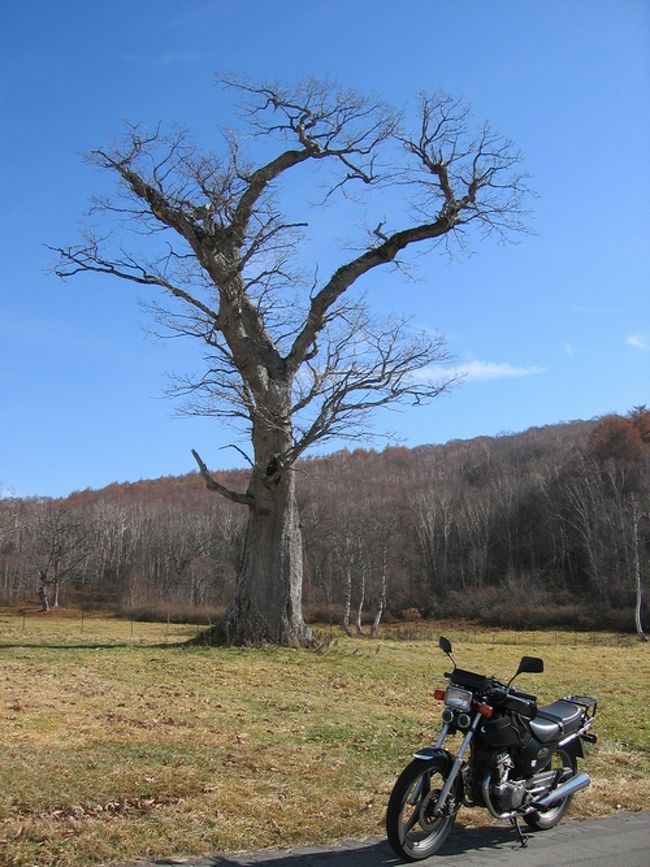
left=412, top=746, right=455, bottom=769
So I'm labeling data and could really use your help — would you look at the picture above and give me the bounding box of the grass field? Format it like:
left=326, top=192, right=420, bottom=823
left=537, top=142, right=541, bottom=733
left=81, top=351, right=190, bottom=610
left=1, top=612, right=648, bottom=866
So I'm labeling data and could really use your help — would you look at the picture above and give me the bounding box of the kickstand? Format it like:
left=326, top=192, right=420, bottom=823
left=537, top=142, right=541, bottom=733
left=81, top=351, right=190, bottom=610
left=510, top=816, right=530, bottom=848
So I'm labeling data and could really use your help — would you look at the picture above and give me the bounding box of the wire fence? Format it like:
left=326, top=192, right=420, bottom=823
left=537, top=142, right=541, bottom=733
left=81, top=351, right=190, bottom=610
left=0, top=610, right=202, bottom=647
left=0, top=610, right=641, bottom=649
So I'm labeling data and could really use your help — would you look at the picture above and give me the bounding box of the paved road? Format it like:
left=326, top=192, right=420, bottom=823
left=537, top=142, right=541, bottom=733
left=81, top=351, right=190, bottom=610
left=114, top=811, right=648, bottom=866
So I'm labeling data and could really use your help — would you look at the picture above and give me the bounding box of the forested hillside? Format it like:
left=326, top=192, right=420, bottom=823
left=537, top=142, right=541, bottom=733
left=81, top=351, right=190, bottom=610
left=1, top=410, right=648, bottom=632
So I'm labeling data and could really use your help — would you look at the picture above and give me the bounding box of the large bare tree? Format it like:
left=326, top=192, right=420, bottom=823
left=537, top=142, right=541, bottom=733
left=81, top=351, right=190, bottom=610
left=51, top=78, right=530, bottom=645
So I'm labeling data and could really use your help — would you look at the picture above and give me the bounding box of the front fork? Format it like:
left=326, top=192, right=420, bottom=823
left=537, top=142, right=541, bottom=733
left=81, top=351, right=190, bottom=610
left=425, top=711, right=481, bottom=816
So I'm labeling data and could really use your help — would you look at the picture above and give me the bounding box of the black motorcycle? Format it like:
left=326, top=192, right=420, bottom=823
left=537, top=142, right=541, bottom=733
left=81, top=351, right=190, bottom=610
left=386, top=636, right=598, bottom=860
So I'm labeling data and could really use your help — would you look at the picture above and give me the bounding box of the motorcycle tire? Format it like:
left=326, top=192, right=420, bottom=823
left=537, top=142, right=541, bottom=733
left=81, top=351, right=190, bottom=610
left=386, top=757, right=459, bottom=861
left=524, top=747, right=577, bottom=831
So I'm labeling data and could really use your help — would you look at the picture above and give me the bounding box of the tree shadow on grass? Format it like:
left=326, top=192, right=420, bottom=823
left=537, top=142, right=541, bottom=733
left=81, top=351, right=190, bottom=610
left=0, top=642, right=144, bottom=650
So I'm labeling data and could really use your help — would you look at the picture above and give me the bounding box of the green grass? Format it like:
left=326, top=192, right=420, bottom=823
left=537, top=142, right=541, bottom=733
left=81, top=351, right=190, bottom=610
left=0, top=614, right=648, bottom=866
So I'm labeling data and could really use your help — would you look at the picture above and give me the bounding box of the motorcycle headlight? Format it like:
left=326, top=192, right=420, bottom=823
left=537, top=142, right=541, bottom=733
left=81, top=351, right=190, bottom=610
left=444, top=686, right=472, bottom=711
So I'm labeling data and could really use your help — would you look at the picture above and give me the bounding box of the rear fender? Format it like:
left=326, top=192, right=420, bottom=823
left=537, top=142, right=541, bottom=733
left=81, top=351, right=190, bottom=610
left=563, top=737, right=585, bottom=761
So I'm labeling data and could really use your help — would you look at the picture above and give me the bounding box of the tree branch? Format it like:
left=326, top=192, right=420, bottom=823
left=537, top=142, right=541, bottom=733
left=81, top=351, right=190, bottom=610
left=191, top=449, right=254, bottom=506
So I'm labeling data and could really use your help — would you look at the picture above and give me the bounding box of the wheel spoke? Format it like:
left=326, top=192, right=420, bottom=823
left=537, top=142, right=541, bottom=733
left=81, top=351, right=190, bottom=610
left=407, top=771, right=430, bottom=806
left=403, top=806, right=420, bottom=834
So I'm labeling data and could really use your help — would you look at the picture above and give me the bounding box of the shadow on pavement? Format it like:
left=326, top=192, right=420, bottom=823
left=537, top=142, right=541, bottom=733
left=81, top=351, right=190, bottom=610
left=151, top=824, right=520, bottom=866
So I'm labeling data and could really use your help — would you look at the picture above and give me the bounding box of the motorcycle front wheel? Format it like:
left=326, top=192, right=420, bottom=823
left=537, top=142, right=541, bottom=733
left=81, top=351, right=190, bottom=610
left=524, top=747, right=577, bottom=831
left=386, top=757, right=459, bottom=861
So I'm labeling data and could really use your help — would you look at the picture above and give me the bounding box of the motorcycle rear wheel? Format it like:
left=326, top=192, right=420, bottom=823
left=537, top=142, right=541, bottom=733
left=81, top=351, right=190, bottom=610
left=386, top=757, right=458, bottom=861
left=524, top=747, right=577, bottom=830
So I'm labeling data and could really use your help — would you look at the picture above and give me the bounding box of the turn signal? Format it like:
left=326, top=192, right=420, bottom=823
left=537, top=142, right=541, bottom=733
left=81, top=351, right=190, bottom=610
left=477, top=702, right=494, bottom=719
left=433, top=689, right=446, bottom=701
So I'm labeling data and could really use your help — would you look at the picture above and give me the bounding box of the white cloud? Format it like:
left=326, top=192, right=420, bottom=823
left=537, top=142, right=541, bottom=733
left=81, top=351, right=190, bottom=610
left=626, top=332, right=649, bottom=351
left=565, top=342, right=575, bottom=357
left=420, top=360, right=547, bottom=385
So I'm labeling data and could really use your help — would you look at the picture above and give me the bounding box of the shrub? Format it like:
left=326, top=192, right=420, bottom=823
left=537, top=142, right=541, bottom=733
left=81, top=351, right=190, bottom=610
left=115, top=603, right=225, bottom=625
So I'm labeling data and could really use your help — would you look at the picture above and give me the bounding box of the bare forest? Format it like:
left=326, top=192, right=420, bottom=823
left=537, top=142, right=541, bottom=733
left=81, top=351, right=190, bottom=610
left=1, top=409, right=648, bottom=636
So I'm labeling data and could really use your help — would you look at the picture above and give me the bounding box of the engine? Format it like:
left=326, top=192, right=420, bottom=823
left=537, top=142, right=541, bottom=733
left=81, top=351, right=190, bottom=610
left=489, top=751, right=527, bottom=812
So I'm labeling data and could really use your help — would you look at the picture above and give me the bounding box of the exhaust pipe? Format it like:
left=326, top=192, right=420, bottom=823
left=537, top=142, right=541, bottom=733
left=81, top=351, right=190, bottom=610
left=533, top=772, right=591, bottom=810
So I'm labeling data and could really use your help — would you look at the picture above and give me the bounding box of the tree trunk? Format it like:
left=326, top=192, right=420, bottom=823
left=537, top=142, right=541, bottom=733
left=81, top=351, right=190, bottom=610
left=38, top=579, right=49, bottom=612
left=192, top=378, right=315, bottom=647
left=52, top=576, right=61, bottom=607
left=355, top=569, right=366, bottom=635
left=343, top=564, right=352, bottom=635
left=630, top=498, right=648, bottom=642
left=223, top=467, right=313, bottom=645
left=371, top=548, right=389, bottom=638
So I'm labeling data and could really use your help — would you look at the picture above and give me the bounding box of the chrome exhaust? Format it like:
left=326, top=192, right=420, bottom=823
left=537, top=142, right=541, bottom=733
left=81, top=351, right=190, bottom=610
left=533, top=772, right=591, bottom=809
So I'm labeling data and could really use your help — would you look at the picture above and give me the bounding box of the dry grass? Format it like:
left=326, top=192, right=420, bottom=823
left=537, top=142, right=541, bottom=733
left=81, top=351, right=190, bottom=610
left=0, top=613, right=648, bottom=866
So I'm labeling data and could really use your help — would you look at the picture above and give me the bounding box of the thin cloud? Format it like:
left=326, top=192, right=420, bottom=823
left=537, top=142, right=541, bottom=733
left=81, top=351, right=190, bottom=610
left=626, top=332, right=649, bottom=351
left=420, top=360, right=547, bottom=385
left=452, top=360, right=546, bottom=382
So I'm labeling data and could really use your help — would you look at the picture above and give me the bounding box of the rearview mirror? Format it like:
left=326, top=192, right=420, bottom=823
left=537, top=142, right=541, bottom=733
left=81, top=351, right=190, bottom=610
left=517, top=656, right=544, bottom=675
left=439, top=636, right=452, bottom=655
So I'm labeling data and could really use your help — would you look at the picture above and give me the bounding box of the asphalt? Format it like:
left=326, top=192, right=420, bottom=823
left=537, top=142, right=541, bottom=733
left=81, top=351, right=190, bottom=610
left=113, top=811, right=649, bottom=867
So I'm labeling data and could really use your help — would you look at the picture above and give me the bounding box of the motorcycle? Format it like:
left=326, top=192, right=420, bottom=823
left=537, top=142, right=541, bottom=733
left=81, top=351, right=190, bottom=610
left=386, top=636, right=598, bottom=860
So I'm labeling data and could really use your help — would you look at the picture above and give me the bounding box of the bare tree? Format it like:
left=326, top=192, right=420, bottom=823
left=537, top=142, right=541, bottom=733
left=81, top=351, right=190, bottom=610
left=30, top=502, right=92, bottom=608
left=50, top=77, right=530, bottom=645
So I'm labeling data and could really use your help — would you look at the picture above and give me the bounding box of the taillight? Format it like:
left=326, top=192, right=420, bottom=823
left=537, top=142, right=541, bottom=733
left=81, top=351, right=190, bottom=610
left=433, top=689, right=446, bottom=701
left=477, top=702, right=494, bottom=719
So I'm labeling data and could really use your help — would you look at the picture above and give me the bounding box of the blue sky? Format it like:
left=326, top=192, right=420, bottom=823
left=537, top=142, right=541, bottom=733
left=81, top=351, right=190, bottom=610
left=1, top=0, right=648, bottom=498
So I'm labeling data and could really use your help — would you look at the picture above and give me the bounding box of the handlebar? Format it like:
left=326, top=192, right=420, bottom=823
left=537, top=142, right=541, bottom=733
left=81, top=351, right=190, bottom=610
left=445, top=668, right=538, bottom=716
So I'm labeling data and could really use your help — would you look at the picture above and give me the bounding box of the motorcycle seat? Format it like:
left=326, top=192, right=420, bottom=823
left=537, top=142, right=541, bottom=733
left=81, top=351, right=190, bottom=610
left=529, top=700, right=583, bottom=743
